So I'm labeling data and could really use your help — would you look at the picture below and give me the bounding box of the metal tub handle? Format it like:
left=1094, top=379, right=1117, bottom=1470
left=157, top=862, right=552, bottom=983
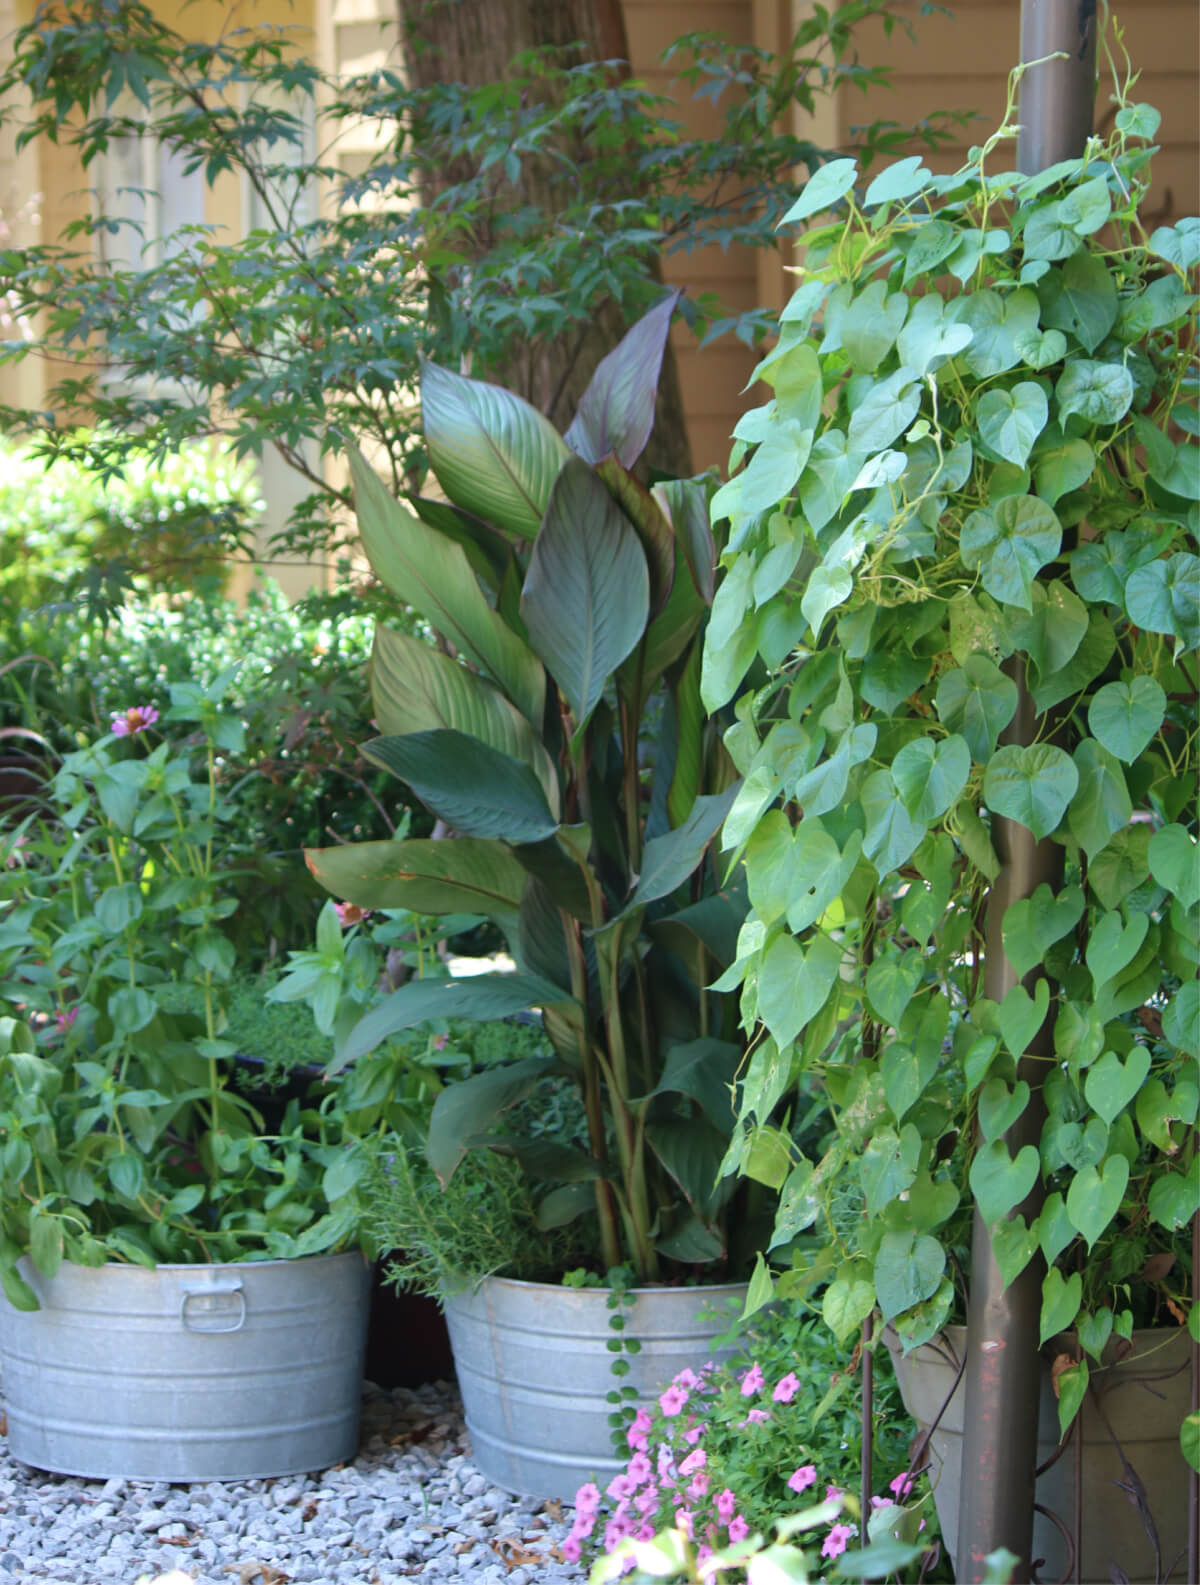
left=180, top=1278, right=247, bottom=1334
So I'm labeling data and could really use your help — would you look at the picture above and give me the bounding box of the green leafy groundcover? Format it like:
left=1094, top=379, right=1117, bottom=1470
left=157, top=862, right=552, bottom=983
left=704, top=73, right=1198, bottom=1451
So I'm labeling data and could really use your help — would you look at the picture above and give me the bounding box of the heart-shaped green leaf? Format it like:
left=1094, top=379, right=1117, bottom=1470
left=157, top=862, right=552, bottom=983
left=1001, top=883, right=1085, bottom=977
left=961, top=494, right=1062, bottom=610
left=1148, top=1169, right=1200, bottom=1231
left=1148, top=824, right=1200, bottom=910
left=1087, top=677, right=1167, bottom=763
left=758, top=931, right=841, bottom=1049
left=882, top=1041, right=939, bottom=1123
left=970, top=1139, right=1040, bottom=1225
left=997, top=978, right=1051, bottom=1059
left=978, top=1078, right=1031, bottom=1144
left=1039, top=1267, right=1083, bottom=1345
left=1163, top=984, right=1199, bottom=1057
left=992, top=1214, right=1037, bottom=1287
left=867, top=951, right=925, bottom=1028
left=1077, top=1307, right=1114, bottom=1362
left=1085, top=910, right=1149, bottom=988
left=861, top=769, right=928, bottom=878
left=1055, top=1359, right=1090, bottom=1440
left=860, top=1126, right=921, bottom=1217
left=985, top=743, right=1079, bottom=839
left=1057, top=1116, right=1109, bottom=1172
left=1084, top=1046, right=1151, bottom=1125
left=1037, top=1193, right=1076, bottom=1265
left=1069, top=740, right=1132, bottom=862
left=977, top=381, right=1049, bottom=467
left=1066, top=1155, right=1129, bottom=1248
left=892, top=735, right=971, bottom=823
left=935, top=655, right=1019, bottom=761
left=1053, top=1001, right=1106, bottom=1074
left=874, top=1230, right=946, bottom=1322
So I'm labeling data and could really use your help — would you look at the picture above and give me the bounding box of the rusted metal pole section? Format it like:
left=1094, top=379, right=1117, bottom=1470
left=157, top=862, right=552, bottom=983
left=955, top=6, right=1097, bottom=1580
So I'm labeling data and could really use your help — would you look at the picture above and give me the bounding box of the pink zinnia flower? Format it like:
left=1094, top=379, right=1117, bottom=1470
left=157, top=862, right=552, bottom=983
left=715, top=1488, right=736, bottom=1523
left=110, top=704, right=159, bottom=737
left=788, top=1464, right=817, bottom=1494
left=659, top=1384, right=688, bottom=1417
left=772, top=1371, right=800, bottom=1403
left=728, top=1515, right=749, bottom=1542
left=739, top=1363, right=765, bottom=1396
left=822, top=1523, right=853, bottom=1559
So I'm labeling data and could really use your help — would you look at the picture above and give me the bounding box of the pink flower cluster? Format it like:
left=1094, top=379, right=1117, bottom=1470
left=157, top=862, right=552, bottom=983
left=570, top=1356, right=864, bottom=1572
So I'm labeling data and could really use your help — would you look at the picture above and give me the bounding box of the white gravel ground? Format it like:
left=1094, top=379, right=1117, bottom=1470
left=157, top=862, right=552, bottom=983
left=0, top=1382, right=584, bottom=1585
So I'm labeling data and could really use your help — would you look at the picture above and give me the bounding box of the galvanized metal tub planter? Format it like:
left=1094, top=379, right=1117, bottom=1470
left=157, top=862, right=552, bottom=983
left=886, top=1323, right=1190, bottom=1584
left=0, top=1251, right=371, bottom=1481
left=443, top=1275, right=746, bottom=1502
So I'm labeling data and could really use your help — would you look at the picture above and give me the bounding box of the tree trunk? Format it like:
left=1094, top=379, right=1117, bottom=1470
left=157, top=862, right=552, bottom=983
left=396, top=0, right=693, bottom=477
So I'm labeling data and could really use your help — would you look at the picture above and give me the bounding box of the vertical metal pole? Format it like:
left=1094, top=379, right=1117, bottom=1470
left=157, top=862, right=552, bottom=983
left=955, top=8, right=1096, bottom=1580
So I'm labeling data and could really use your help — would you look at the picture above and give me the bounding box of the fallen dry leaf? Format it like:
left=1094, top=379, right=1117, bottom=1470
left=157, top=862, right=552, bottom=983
left=452, top=1540, right=476, bottom=1556
left=490, top=1536, right=546, bottom=1568
left=222, top=1563, right=290, bottom=1585
left=301, top=1500, right=318, bottom=1522
left=543, top=1498, right=565, bottom=1523
left=389, top=1421, right=436, bottom=1447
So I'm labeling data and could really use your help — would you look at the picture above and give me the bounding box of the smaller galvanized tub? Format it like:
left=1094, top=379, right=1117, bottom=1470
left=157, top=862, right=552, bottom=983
left=0, top=1252, right=371, bottom=1481
left=444, top=1276, right=746, bottom=1502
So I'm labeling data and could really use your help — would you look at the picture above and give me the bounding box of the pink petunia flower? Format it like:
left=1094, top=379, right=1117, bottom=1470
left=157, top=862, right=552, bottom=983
left=676, top=1507, right=693, bottom=1540
left=697, top=1545, right=714, bottom=1565
left=822, top=1523, right=854, bottom=1560
left=561, top=1535, right=582, bottom=1563
left=683, top=1421, right=706, bottom=1445
left=604, top=1515, right=634, bottom=1552
left=333, top=901, right=372, bottom=927
left=890, top=1471, right=915, bottom=1498
left=575, top=1481, right=601, bottom=1517
left=826, top=1485, right=844, bottom=1504
left=715, top=1488, right=736, bottom=1523
left=627, top=1450, right=652, bottom=1486
left=607, top=1472, right=636, bottom=1501
left=728, top=1515, right=750, bottom=1543
left=110, top=704, right=159, bottom=737
left=739, top=1363, right=765, bottom=1396
left=772, top=1371, right=801, bottom=1403
left=740, top=1408, right=770, bottom=1426
left=687, top=1472, right=710, bottom=1500
left=673, top=1367, right=700, bottom=1390
left=788, top=1464, right=817, bottom=1494
left=634, top=1484, right=659, bottom=1518
left=678, top=1448, right=706, bottom=1477
left=626, top=1408, right=652, bottom=1450
left=659, top=1384, right=689, bottom=1417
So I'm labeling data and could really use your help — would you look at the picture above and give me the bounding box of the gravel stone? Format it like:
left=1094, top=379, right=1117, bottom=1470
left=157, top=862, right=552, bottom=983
left=0, top=1381, right=584, bottom=1584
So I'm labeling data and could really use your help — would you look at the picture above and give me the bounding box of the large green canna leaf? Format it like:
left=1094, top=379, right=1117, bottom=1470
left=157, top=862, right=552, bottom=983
left=629, top=785, right=741, bottom=908
left=420, top=360, right=569, bottom=540
left=405, top=494, right=515, bottom=592
left=371, top=626, right=560, bottom=817
left=655, top=476, right=716, bottom=605
left=349, top=445, right=544, bottom=726
left=337, top=980, right=571, bottom=1071
left=426, top=1057, right=559, bottom=1182
left=365, top=730, right=559, bottom=844
left=520, top=457, right=650, bottom=729
left=305, top=836, right=526, bottom=920
left=565, top=290, right=680, bottom=469
left=596, top=457, right=675, bottom=614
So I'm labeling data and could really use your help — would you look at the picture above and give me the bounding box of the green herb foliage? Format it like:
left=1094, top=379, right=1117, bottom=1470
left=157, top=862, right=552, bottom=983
left=706, top=63, right=1198, bottom=1445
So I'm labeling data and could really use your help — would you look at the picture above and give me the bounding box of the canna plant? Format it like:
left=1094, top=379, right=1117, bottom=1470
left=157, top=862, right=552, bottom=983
left=306, top=297, right=761, bottom=1286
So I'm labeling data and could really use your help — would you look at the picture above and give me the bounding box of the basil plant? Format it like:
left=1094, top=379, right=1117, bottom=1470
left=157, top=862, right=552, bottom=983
left=308, top=297, right=763, bottom=1286
left=704, top=88, right=1198, bottom=1441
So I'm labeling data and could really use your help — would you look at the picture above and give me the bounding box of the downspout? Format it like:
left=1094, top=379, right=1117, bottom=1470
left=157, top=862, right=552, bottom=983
left=954, top=5, right=1097, bottom=1580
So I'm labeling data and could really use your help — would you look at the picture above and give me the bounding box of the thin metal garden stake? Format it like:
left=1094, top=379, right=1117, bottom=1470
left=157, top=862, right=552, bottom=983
left=955, top=7, right=1097, bottom=1578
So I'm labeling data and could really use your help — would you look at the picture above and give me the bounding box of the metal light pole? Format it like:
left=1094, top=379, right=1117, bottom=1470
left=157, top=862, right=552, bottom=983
left=955, top=5, right=1097, bottom=1580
